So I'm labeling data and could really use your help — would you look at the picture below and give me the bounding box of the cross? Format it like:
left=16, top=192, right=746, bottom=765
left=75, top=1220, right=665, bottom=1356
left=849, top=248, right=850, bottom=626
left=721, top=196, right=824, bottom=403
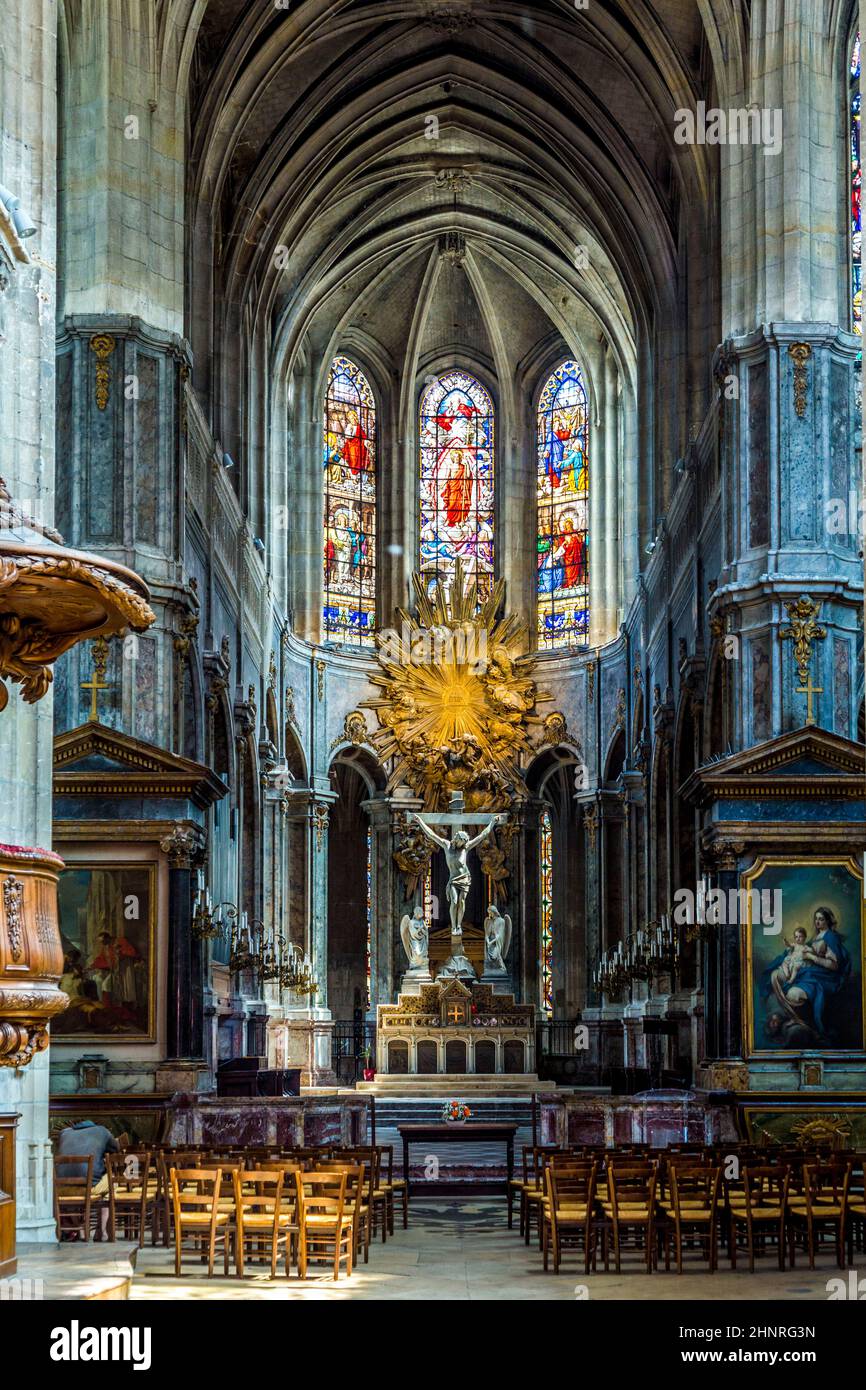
left=418, top=791, right=508, bottom=832
left=446, top=1004, right=463, bottom=1025
left=796, top=671, right=822, bottom=725
left=81, top=637, right=110, bottom=722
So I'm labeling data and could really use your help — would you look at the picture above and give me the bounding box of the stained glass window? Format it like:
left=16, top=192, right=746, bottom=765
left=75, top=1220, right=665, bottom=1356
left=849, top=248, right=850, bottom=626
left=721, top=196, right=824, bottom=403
left=536, top=360, right=590, bottom=648
left=419, top=370, right=494, bottom=599
left=539, top=807, right=553, bottom=1016
left=323, top=356, right=376, bottom=644
left=852, top=32, right=861, bottom=338
left=365, top=825, right=372, bottom=1012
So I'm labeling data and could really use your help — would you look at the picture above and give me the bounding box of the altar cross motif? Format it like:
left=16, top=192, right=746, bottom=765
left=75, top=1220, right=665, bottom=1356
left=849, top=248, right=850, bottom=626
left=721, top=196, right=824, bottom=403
left=80, top=637, right=110, bottom=722
left=446, top=1004, right=463, bottom=1025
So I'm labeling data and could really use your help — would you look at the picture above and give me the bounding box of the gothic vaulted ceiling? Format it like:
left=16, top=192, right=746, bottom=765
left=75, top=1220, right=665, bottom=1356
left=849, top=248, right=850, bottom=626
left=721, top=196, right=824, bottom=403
left=186, top=0, right=724, bottom=467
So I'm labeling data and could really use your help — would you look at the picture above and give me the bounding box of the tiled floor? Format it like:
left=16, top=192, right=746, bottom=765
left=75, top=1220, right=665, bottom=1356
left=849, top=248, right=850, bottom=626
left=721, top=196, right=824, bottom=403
left=129, top=1201, right=853, bottom=1301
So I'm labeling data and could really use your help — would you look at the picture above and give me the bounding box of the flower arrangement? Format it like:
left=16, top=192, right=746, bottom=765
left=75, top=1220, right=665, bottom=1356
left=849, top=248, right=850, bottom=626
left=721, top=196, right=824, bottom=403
left=443, top=1100, right=471, bottom=1123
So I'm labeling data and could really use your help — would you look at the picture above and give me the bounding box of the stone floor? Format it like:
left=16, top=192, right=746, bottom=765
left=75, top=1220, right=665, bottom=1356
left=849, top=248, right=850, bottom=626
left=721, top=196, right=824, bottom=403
left=129, top=1200, right=852, bottom=1301
left=12, top=1240, right=138, bottom=1300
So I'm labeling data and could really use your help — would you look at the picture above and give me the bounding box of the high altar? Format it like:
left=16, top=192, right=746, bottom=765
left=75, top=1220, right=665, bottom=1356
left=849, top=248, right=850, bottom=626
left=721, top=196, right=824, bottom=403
left=360, top=562, right=564, bottom=1082
left=376, top=979, right=536, bottom=1077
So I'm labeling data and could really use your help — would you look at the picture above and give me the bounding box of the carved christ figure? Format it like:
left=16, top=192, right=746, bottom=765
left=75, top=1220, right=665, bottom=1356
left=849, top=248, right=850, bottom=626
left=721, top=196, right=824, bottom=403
left=411, top=814, right=497, bottom=934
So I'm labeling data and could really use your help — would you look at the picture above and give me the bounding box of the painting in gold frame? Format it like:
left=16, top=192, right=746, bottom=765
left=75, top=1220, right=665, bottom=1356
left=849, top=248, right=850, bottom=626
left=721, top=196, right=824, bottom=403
left=54, top=864, right=156, bottom=1042
left=742, top=856, right=865, bottom=1056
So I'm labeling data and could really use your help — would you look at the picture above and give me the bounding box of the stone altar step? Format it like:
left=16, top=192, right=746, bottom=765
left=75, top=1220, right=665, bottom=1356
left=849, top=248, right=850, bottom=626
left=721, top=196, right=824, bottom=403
left=350, top=1073, right=558, bottom=1096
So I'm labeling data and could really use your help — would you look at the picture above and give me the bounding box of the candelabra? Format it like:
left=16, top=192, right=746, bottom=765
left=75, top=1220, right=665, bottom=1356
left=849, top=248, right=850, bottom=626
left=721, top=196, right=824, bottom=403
left=191, top=876, right=318, bottom=996
left=191, top=883, right=237, bottom=942
left=593, top=915, right=680, bottom=996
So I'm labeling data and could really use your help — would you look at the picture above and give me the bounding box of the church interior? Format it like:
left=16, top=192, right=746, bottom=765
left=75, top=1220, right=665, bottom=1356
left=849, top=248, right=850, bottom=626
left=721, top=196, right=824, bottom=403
left=0, top=0, right=864, bottom=1314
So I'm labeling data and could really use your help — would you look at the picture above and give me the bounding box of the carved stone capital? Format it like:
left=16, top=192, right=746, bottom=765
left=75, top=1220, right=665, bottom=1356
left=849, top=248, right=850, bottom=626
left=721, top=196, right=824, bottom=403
left=159, top=824, right=206, bottom=869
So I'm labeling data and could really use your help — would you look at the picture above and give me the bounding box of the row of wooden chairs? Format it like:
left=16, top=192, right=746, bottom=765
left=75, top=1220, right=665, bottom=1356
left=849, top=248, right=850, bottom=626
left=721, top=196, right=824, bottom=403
left=509, top=1146, right=866, bottom=1276
left=170, top=1165, right=363, bottom=1280
left=53, top=1141, right=408, bottom=1280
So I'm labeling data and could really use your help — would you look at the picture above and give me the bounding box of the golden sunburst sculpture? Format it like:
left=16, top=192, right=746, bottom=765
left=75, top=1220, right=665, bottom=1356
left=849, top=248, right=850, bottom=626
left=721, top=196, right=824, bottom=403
left=364, top=560, right=555, bottom=811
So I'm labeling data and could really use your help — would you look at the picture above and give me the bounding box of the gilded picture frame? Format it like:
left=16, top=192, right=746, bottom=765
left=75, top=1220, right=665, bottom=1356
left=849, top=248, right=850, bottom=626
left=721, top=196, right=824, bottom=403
left=54, top=863, right=157, bottom=1043
left=742, top=856, right=865, bottom=1057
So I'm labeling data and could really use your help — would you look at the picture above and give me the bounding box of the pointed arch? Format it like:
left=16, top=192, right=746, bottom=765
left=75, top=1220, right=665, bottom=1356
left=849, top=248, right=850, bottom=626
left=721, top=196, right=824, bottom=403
left=323, top=355, right=377, bottom=645
left=418, top=370, right=495, bottom=600
left=536, top=360, right=590, bottom=648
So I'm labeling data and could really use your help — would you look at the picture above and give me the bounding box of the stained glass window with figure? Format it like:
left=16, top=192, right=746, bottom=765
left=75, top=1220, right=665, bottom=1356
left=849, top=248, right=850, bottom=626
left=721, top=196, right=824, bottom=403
left=323, top=356, right=377, bottom=644
left=419, top=370, right=494, bottom=600
left=536, top=360, right=590, bottom=648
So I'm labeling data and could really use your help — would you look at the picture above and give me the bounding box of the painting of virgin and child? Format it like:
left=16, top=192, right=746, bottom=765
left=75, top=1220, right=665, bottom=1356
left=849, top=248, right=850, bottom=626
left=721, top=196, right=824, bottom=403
left=747, top=861, right=864, bottom=1053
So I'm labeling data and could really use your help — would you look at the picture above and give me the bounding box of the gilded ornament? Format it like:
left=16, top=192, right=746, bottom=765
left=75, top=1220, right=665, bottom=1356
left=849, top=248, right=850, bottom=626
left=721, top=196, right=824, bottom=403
left=788, top=342, right=812, bottom=418
left=90, top=333, right=116, bottom=411
left=363, top=560, right=550, bottom=811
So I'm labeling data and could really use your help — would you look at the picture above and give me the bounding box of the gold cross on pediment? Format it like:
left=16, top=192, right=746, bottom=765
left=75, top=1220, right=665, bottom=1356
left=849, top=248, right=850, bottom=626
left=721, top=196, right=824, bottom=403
left=81, top=637, right=110, bottom=722
left=795, top=672, right=822, bottom=725
left=446, top=1004, right=463, bottom=1025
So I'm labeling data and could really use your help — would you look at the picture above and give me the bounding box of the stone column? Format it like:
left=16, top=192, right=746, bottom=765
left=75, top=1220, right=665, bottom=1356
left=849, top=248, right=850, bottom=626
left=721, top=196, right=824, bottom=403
left=362, top=797, right=394, bottom=1014
left=515, top=800, right=543, bottom=1009
left=157, top=824, right=209, bottom=1092
left=710, top=11, right=861, bottom=749
left=279, top=790, right=335, bottom=1085
left=0, top=0, right=60, bottom=1246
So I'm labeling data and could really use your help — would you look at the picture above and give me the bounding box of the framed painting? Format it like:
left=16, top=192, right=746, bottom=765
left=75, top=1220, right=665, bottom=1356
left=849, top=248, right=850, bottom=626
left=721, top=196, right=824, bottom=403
left=55, top=864, right=156, bottom=1042
left=743, top=857, right=865, bottom=1055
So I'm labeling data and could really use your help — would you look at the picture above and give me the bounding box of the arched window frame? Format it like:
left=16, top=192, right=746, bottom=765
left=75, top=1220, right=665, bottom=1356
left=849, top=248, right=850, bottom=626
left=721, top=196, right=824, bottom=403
left=322, top=355, right=378, bottom=646
left=535, top=359, right=590, bottom=650
left=418, top=368, right=495, bottom=600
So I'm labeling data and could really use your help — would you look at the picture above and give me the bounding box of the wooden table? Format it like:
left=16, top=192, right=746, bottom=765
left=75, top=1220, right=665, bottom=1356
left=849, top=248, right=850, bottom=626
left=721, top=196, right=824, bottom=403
left=397, top=1122, right=518, bottom=1205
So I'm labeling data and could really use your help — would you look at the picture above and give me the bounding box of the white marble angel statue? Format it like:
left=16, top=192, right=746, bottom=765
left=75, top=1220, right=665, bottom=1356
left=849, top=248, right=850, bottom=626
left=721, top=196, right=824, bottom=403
left=483, top=904, right=512, bottom=974
left=400, top=905, right=429, bottom=972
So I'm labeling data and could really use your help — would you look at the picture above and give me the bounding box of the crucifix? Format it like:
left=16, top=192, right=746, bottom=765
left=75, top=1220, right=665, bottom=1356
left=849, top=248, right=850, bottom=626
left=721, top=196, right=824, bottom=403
left=795, top=670, right=822, bottom=725
left=80, top=637, right=110, bottom=722
left=411, top=792, right=507, bottom=980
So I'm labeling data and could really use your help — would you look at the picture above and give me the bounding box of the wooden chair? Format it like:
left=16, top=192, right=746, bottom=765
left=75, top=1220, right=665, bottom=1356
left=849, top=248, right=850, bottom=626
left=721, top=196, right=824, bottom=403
left=295, top=1171, right=354, bottom=1280
left=105, top=1151, right=156, bottom=1246
left=846, top=1158, right=865, bottom=1261
left=156, top=1151, right=200, bottom=1246
left=660, top=1165, right=721, bottom=1274
left=315, top=1162, right=368, bottom=1263
left=600, top=1164, right=658, bottom=1273
left=53, top=1154, right=101, bottom=1242
left=169, top=1167, right=232, bottom=1277
left=521, top=1146, right=557, bottom=1245
left=376, top=1145, right=409, bottom=1231
left=232, top=1170, right=297, bottom=1277
left=542, top=1162, right=597, bottom=1274
left=788, top=1162, right=851, bottom=1270
left=728, top=1166, right=790, bottom=1272
left=325, top=1153, right=376, bottom=1260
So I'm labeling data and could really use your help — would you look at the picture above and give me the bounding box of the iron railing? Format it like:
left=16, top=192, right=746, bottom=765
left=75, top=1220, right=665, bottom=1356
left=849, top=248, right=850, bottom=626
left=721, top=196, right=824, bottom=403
left=331, top=1021, right=376, bottom=1083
